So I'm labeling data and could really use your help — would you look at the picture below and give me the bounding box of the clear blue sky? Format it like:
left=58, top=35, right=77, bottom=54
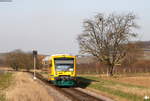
left=0, top=0, right=150, bottom=54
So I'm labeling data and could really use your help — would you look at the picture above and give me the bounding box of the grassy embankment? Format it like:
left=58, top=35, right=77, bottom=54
left=0, top=72, right=12, bottom=101
left=79, top=74, right=150, bottom=101
left=39, top=71, right=150, bottom=101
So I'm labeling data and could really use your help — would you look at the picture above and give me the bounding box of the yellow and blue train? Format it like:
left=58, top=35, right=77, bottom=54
left=42, top=54, right=77, bottom=86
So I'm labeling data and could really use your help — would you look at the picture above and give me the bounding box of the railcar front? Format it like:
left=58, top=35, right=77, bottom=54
left=48, top=54, right=76, bottom=86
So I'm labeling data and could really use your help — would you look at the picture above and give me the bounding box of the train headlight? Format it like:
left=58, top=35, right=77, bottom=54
left=69, top=68, right=73, bottom=71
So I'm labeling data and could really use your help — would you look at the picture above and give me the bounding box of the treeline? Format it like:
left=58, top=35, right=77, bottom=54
left=0, top=53, right=7, bottom=66
left=0, top=49, right=42, bottom=71
left=77, top=60, right=150, bottom=74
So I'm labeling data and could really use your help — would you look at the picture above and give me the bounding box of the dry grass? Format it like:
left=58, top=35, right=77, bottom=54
left=0, top=72, right=12, bottom=101
left=6, top=72, right=54, bottom=101
left=105, top=76, right=150, bottom=88
left=104, top=84, right=150, bottom=97
left=104, top=76, right=150, bottom=98
left=101, top=75, right=150, bottom=99
left=79, top=74, right=150, bottom=88
left=0, top=67, right=13, bottom=71
left=81, top=75, right=150, bottom=101
left=87, top=88, right=129, bottom=101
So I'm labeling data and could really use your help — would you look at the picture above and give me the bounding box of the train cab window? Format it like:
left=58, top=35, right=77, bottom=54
left=54, top=58, right=74, bottom=72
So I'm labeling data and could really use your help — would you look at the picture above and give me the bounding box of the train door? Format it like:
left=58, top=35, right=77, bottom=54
left=48, top=60, right=53, bottom=80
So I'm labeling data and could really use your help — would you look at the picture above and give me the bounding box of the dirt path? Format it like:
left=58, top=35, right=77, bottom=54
left=6, top=72, right=54, bottom=101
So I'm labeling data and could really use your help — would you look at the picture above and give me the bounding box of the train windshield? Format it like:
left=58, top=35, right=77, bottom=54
left=54, top=58, right=74, bottom=72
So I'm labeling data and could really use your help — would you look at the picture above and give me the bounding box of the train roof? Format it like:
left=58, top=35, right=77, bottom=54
left=42, top=54, right=75, bottom=61
left=51, top=54, right=71, bottom=56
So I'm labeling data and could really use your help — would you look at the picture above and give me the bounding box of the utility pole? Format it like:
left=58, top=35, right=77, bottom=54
left=33, top=50, right=37, bottom=80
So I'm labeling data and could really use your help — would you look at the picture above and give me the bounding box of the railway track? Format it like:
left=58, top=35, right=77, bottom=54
left=61, top=88, right=103, bottom=101
left=29, top=72, right=108, bottom=101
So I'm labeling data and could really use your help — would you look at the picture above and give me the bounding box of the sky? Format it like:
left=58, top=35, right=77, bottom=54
left=0, top=0, right=150, bottom=55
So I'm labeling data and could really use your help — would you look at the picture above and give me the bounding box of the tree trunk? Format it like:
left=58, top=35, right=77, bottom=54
left=107, top=67, right=109, bottom=76
left=107, top=65, right=114, bottom=76
left=109, top=69, right=113, bottom=76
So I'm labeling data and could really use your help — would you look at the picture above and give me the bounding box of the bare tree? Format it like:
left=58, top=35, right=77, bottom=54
left=77, top=13, right=139, bottom=76
left=122, top=42, right=143, bottom=68
left=6, top=49, right=42, bottom=71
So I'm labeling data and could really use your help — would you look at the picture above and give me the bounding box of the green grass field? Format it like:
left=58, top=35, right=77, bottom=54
left=0, top=72, right=13, bottom=101
left=79, top=75, right=150, bottom=101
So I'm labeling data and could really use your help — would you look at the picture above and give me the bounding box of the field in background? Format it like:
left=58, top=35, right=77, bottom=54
left=79, top=74, right=150, bottom=101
